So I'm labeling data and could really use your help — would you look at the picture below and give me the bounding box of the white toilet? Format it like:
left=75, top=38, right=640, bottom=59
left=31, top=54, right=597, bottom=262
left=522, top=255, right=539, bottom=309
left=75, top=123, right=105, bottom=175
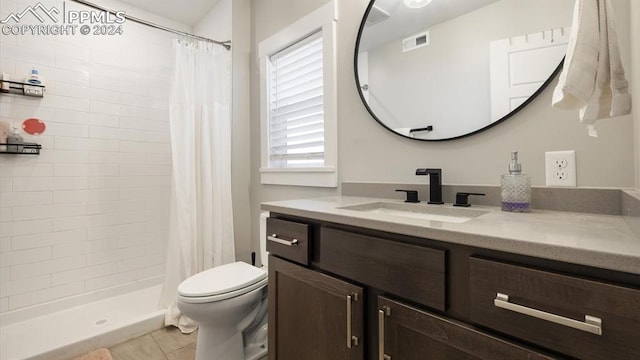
left=177, top=213, right=270, bottom=360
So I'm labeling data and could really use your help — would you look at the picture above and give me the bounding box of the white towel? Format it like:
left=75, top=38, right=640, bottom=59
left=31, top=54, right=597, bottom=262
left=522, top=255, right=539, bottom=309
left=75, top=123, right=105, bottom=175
left=552, top=0, right=632, bottom=137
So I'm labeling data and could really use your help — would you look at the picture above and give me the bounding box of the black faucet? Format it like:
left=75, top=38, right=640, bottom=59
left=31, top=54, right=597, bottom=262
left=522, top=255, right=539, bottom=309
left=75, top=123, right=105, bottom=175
left=415, top=168, right=444, bottom=204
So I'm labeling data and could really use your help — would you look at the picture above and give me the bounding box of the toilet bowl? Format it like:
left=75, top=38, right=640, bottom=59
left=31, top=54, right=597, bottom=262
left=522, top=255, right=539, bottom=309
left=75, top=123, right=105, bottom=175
left=177, top=262, right=268, bottom=360
left=176, top=212, right=270, bottom=360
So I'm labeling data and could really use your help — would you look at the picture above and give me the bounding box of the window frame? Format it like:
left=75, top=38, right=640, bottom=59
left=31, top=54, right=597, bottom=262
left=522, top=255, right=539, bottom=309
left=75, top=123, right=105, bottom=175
left=258, top=1, right=338, bottom=187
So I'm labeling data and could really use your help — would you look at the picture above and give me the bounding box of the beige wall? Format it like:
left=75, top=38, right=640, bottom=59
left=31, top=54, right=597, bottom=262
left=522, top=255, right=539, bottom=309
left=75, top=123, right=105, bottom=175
left=632, top=1, right=640, bottom=190
left=249, top=0, right=637, bottom=255
left=195, top=0, right=253, bottom=263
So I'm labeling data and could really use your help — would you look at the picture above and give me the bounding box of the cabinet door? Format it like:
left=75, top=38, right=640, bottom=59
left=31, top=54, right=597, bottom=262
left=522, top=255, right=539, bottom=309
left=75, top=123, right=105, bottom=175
left=378, top=296, right=557, bottom=360
left=269, top=256, right=364, bottom=360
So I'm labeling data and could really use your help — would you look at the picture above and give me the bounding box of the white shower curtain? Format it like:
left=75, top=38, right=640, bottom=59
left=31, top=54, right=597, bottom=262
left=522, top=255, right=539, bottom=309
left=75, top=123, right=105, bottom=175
left=159, top=39, right=236, bottom=333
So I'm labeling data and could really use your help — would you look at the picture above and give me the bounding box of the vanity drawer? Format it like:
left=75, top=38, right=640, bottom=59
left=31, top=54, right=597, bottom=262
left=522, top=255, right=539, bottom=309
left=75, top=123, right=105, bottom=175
left=469, top=257, right=640, bottom=360
left=320, top=227, right=446, bottom=311
left=266, top=217, right=310, bottom=266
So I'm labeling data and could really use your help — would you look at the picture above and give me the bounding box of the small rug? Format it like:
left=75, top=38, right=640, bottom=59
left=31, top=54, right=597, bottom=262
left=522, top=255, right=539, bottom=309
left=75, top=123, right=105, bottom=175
left=72, top=348, right=113, bottom=360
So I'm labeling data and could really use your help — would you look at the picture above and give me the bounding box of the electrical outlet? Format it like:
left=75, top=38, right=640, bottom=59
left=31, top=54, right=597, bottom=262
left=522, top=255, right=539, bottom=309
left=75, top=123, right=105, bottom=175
left=545, top=150, right=576, bottom=187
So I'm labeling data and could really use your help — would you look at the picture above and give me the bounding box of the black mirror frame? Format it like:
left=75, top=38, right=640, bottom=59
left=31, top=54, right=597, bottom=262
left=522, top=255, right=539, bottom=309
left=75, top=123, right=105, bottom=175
left=353, top=0, right=566, bottom=142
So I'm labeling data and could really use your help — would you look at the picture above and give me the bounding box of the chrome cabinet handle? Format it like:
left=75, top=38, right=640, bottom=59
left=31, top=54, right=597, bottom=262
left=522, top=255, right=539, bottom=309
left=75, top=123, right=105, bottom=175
left=494, top=293, right=602, bottom=335
left=346, top=294, right=359, bottom=348
left=378, top=307, right=391, bottom=360
left=267, top=234, right=299, bottom=246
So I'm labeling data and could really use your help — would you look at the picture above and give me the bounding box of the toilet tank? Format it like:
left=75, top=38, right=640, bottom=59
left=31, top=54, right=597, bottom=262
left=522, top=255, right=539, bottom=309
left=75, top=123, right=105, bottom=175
left=259, top=212, right=269, bottom=269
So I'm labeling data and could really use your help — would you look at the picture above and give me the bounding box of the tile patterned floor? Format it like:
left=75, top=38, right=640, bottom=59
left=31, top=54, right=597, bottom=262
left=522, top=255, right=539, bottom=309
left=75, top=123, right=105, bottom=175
left=109, top=327, right=197, bottom=360
left=107, top=327, right=267, bottom=360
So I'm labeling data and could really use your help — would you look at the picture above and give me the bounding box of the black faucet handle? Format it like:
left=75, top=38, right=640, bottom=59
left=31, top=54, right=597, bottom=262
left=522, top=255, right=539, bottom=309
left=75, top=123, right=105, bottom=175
left=453, top=192, right=485, bottom=207
left=396, top=189, right=420, bottom=203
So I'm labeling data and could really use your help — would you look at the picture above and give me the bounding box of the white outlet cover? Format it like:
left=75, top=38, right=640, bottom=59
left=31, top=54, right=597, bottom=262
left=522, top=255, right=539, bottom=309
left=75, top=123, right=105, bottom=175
left=545, top=150, right=576, bottom=187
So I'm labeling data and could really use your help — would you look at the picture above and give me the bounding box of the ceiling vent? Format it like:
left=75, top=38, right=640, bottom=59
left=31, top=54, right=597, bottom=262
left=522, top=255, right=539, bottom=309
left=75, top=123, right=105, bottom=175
left=366, top=5, right=390, bottom=26
left=403, top=31, right=430, bottom=52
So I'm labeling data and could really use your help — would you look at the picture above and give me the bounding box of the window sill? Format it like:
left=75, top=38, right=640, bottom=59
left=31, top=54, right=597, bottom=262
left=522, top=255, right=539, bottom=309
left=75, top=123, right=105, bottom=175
left=260, top=167, right=337, bottom=188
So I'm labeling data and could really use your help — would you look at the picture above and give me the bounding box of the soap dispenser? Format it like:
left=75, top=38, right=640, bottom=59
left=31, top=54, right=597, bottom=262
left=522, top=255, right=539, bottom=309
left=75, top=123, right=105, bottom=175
left=501, top=151, right=531, bottom=212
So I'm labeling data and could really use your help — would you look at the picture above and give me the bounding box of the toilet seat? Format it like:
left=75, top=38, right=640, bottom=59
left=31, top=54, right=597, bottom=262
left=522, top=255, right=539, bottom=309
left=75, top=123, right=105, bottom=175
left=178, top=261, right=268, bottom=304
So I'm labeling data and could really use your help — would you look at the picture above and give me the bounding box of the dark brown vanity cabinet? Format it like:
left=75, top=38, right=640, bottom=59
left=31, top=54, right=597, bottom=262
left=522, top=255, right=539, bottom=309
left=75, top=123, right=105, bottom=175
left=377, top=296, right=555, bottom=360
left=266, top=213, right=640, bottom=360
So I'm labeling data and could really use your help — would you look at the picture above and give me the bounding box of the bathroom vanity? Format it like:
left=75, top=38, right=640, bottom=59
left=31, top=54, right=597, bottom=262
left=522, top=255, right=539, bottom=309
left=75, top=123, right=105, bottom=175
left=262, top=196, right=640, bottom=360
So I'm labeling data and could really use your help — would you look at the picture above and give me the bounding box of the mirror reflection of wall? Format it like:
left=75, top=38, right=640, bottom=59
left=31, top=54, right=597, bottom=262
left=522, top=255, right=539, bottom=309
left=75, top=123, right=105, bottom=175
left=356, top=0, right=573, bottom=140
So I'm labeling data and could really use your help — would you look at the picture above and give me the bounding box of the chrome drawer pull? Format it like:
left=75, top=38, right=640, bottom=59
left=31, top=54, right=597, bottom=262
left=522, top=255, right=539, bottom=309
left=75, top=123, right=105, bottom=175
left=268, top=234, right=299, bottom=246
left=494, top=293, right=602, bottom=335
left=346, top=294, right=359, bottom=348
left=378, top=307, right=391, bottom=360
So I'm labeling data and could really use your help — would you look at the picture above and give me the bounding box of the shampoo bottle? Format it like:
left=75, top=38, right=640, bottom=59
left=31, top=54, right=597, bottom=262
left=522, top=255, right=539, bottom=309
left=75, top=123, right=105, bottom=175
left=7, top=128, right=24, bottom=153
left=501, top=151, right=531, bottom=212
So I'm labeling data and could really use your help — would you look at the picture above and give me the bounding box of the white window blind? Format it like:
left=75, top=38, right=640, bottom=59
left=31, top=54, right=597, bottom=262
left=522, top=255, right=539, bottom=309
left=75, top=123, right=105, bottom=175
left=268, top=31, right=325, bottom=168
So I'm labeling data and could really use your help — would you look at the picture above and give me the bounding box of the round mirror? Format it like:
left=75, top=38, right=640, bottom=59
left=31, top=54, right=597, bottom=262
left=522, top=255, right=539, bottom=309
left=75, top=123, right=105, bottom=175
left=355, top=0, right=574, bottom=141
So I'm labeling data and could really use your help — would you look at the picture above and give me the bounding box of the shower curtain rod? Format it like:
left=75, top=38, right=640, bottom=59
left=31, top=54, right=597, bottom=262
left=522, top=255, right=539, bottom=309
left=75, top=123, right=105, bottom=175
left=68, top=0, right=231, bottom=50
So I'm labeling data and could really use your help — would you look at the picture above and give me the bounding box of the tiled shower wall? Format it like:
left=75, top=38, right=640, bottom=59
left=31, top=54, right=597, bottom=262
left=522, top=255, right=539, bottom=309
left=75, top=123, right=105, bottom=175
left=0, top=0, right=176, bottom=316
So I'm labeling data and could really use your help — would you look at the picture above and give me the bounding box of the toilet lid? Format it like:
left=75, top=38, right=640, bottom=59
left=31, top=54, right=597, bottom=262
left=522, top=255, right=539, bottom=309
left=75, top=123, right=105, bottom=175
left=178, top=261, right=267, bottom=298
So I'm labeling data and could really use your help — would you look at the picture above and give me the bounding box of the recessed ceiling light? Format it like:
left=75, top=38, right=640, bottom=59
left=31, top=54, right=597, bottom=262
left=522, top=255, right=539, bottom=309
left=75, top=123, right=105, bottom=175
left=404, top=0, right=433, bottom=9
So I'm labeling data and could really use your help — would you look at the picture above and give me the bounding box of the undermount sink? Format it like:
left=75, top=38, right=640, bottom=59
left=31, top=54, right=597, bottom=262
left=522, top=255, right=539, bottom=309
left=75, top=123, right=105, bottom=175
left=338, top=202, right=489, bottom=223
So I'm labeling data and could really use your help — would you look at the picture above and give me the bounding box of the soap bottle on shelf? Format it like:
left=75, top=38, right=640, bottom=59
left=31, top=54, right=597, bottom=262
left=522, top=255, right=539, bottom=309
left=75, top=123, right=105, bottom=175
left=7, top=128, right=24, bottom=153
left=26, top=67, right=42, bottom=85
left=501, top=151, right=531, bottom=212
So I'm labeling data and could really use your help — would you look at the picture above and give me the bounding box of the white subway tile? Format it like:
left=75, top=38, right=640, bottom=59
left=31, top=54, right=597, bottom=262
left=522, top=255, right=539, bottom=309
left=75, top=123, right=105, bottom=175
left=88, top=113, right=119, bottom=128
left=143, top=264, right=164, bottom=278
left=86, top=201, right=119, bottom=215
left=119, top=105, right=147, bottom=119
left=117, top=253, right=164, bottom=273
left=52, top=212, right=119, bottom=232
left=0, top=102, right=56, bottom=120
left=0, top=219, right=52, bottom=237
left=12, top=203, right=87, bottom=221
left=0, top=266, right=9, bottom=282
left=11, top=176, right=88, bottom=191
left=51, top=262, right=118, bottom=286
left=36, top=149, right=89, bottom=164
left=117, top=233, right=157, bottom=248
left=10, top=255, right=85, bottom=280
left=85, top=244, right=145, bottom=266
left=50, top=82, right=90, bottom=99
left=119, top=164, right=170, bottom=177
left=1, top=237, right=10, bottom=252
left=145, top=176, right=171, bottom=187
left=54, top=164, right=119, bottom=177
left=1, top=178, right=13, bottom=192
left=88, top=189, right=119, bottom=202
left=0, top=192, right=52, bottom=207
left=0, top=208, right=11, bottom=221
left=90, top=100, right=120, bottom=116
left=120, top=117, right=169, bottom=133
left=53, top=190, right=89, bottom=204
left=55, top=136, right=119, bottom=152
left=120, top=141, right=170, bottom=154
left=41, top=122, right=89, bottom=138
left=85, top=269, right=142, bottom=292
left=0, top=164, right=53, bottom=177
left=0, top=274, right=50, bottom=297
left=89, top=125, right=120, bottom=140
left=35, top=94, right=91, bottom=112
left=116, top=176, right=146, bottom=189
left=0, top=247, right=51, bottom=266
left=0, top=297, right=7, bottom=312
left=146, top=131, right=170, bottom=143
left=87, top=222, right=146, bottom=241
left=9, top=281, right=85, bottom=310
left=89, top=88, right=120, bottom=104
left=88, top=176, right=119, bottom=189
left=12, top=228, right=87, bottom=250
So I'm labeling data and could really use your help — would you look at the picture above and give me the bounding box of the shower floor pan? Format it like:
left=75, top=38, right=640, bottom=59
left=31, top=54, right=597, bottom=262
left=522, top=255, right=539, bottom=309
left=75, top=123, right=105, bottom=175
left=0, top=285, right=165, bottom=360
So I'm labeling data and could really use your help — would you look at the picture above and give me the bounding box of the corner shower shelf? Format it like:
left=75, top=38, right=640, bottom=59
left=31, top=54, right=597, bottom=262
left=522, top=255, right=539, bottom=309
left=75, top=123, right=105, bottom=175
left=0, top=80, right=45, bottom=98
left=0, top=143, right=41, bottom=155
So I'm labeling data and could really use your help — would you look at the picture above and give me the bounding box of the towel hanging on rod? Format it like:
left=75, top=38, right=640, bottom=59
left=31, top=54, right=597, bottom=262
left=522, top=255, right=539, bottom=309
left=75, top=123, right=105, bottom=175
left=551, top=0, right=631, bottom=137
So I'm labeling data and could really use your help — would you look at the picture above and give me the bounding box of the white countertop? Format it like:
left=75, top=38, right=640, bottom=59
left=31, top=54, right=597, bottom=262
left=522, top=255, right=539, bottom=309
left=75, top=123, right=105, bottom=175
left=261, top=196, right=640, bottom=274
